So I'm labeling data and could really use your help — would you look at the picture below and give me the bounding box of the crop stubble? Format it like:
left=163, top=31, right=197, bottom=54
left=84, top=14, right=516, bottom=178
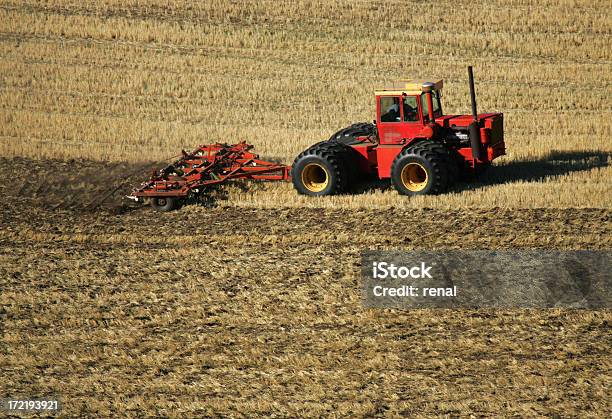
left=1, top=0, right=611, bottom=416
left=0, top=0, right=610, bottom=208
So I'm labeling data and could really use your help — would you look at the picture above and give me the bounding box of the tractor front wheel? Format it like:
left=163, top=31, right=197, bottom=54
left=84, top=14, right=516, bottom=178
left=150, top=197, right=180, bottom=212
left=391, top=143, right=450, bottom=195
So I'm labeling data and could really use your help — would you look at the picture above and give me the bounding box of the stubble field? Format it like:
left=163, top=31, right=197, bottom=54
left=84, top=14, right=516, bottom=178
left=1, top=0, right=611, bottom=416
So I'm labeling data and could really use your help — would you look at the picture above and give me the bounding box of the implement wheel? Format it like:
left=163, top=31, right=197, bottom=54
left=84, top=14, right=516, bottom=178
left=292, top=142, right=350, bottom=196
left=391, top=142, right=450, bottom=195
left=150, top=197, right=180, bottom=212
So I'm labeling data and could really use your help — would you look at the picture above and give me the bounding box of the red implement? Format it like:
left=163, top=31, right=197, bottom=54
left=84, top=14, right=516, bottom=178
left=129, top=142, right=290, bottom=210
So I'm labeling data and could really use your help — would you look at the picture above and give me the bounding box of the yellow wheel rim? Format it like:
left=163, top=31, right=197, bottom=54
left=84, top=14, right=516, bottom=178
left=400, top=162, right=428, bottom=192
left=301, top=163, right=329, bottom=193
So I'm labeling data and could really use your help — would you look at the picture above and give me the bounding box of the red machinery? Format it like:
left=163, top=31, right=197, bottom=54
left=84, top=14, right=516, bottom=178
left=128, top=142, right=289, bottom=211
left=290, top=66, right=505, bottom=197
left=130, top=66, right=506, bottom=211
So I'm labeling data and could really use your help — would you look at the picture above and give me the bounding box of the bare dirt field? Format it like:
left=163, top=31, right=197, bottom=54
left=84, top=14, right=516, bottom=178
left=1, top=0, right=611, bottom=416
left=1, top=158, right=611, bottom=416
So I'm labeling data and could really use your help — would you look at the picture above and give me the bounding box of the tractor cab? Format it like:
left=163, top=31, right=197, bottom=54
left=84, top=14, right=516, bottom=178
left=375, top=79, right=443, bottom=145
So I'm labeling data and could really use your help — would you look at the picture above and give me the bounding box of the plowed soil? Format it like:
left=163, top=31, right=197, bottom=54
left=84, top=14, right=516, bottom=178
left=1, top=157, right=611, bottom=417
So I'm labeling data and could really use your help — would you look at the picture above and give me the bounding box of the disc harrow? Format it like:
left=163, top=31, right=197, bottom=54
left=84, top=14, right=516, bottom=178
left=128, top=142, right=290, bottom=211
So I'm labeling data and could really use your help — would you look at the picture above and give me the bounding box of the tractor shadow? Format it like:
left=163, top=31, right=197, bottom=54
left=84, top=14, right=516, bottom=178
left=350, top=178, right=393, bottom=194
left=347, top=150, right=609, bottom=195
left=454, top=150, right=610, bottom=192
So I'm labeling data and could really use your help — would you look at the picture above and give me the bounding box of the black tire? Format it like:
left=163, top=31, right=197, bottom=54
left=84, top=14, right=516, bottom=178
left=328, top=122, right=377, bottom=144
left=150, top=196, right=180, bottom=212
left=328, top=123, right=375, bottom=187
left=292, top=142, right=350, bottom=196
left=391, top=142, right=450, bottom=195
left=421, top=141, right=459, bottom=187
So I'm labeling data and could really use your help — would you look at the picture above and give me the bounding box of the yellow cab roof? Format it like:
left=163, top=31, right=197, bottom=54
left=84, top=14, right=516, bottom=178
left=375, top=79, right=443, bottom=96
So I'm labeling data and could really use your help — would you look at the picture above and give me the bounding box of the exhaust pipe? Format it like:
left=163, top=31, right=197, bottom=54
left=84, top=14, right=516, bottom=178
left=468, top=66, right=478, bottom=121
left=468, top=66, right=484, bottom=161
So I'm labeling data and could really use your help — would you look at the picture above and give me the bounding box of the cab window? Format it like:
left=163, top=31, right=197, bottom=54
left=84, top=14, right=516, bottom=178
left=380, top=96, right=400, bottom=122
left=420, top=91, right=442, bottom=121
left=403, top=96, right=419, bottom=122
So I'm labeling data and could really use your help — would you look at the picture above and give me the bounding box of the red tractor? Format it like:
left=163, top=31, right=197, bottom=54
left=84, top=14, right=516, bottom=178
left=291, top=66, right=505, bottom=196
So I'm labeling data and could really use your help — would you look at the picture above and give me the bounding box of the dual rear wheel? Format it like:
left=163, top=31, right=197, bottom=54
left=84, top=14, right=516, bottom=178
left=291, top=141, right=353, bottom=196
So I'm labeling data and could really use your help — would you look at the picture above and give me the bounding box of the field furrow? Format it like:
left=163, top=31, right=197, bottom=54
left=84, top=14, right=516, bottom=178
left=1, top=1, right=611, bottom=416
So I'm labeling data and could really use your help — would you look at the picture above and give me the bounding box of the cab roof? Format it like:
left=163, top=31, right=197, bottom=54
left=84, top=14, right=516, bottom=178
left=375, top=79, right=443, bottom=96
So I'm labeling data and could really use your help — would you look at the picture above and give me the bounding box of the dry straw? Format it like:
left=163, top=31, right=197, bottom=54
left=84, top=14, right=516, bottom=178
left=0, top=0, right=610, bottom=208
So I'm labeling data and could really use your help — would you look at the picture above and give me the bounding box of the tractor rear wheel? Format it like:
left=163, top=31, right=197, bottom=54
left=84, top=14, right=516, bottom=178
left=391, top=142, right=450, bottom=195
left=292, top=142, right=350, bottom=196
left=150, top=196, right=180, bottom=212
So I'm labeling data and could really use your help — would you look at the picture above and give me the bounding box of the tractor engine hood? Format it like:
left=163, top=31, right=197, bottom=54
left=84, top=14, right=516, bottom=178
left=436, top=113, right=502, bottom=129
